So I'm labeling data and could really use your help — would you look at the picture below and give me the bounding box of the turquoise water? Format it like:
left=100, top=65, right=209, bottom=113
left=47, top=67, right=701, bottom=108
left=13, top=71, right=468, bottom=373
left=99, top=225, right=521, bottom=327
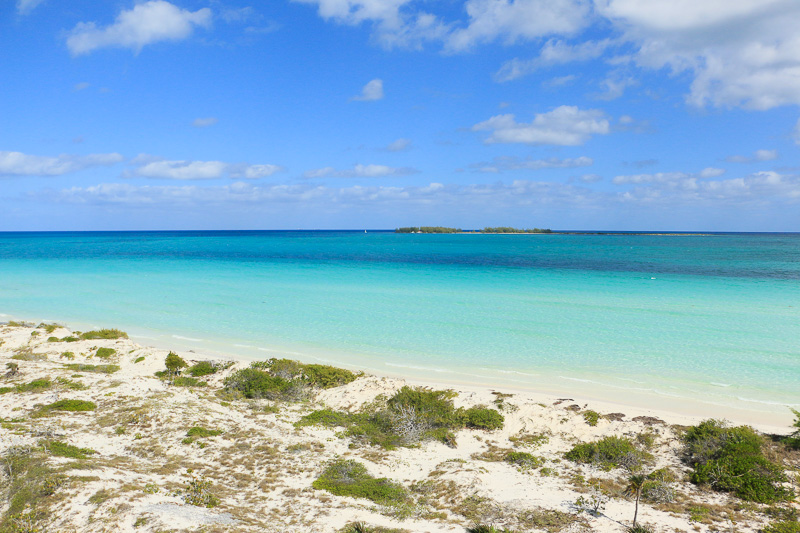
left=1, top=231, right=798, bottom=423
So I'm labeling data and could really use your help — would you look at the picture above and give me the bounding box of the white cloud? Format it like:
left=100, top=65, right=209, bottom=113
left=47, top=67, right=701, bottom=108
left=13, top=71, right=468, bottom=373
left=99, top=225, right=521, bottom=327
left=352, top=79, right=384, bottom=101
left=794, top=119, right=800, bottom=146
left=16, top=0, right=44, bottom=15
left=596, top=0, right=800, bottom=109
left=303, top=163, right=417, bottom=178
left=73, top=82, right=90, bottom=91
left=446, top=0, right=591, bottom=52
left=127, top=157, right=283, bottom=180
left=66, top=1, right=212, bottom=56
left=385, top=138, right=412, bottom=151
left=470, top=155, right=593, bottom=173
left=613, top=167, right=724, bottom=185
left=291, top=0, right=448, bottom=49
left=0, top=151, right=123, bottom=177
left=472, top=106, right=610, bottom=146
left=192, top=117, right=219, bottom=128
left=726, top=149, right=778, bottom=163
left=495, top=38, right=611, bottom=82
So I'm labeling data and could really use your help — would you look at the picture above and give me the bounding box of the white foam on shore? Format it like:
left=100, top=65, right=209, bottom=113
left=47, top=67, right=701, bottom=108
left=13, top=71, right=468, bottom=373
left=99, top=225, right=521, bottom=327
left=172, top=335, right=204, bottom=342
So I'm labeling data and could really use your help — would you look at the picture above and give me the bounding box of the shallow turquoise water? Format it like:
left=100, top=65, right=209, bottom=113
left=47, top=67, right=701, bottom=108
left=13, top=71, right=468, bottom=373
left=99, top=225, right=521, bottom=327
left=1, top=231, right=798, bottom=422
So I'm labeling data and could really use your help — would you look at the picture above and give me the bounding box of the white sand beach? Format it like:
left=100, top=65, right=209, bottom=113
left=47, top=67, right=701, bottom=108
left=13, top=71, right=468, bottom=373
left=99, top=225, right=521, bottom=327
left=0, top=321, right=797, bottom=532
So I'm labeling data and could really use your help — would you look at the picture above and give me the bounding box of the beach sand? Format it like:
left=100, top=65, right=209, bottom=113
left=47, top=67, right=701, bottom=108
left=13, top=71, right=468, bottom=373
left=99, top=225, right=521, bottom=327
left=0, top=322, right=797, bottom=532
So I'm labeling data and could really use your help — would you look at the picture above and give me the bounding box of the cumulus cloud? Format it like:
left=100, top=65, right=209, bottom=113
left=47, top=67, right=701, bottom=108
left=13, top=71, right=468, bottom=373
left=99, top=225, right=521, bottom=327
left=73, top=82, right=90, bottom=91
left=16, top=0, right=44, bottom=15
left=470, top=155, right=593, bottom=173
left=596, top=0, right=800, bottom=109
left=385, top=138, right=412, bottom=151
left=445, top=0, right=591, bottom=52
left=726, top=149, right=778, bottom=163
left=66, top=0, right=212, bottom=56
left=472, top=106, right=610, bottom=146
left=352, top=79, right=384, bottom=101
left=304, top=163, right=417, bottom=178
left=192, top=117, right=219, bottom=128
left=0, top=151, right=123, bottom=177
left=127, top=156, right=282, bottom=180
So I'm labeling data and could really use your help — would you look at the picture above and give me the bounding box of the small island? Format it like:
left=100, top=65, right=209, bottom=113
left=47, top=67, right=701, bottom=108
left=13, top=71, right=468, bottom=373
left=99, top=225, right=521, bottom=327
left=396, top=226, right=553, bottom=234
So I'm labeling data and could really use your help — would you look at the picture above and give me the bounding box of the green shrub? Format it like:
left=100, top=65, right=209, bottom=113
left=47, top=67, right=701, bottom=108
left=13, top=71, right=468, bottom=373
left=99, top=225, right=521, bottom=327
left=302, top=363, right=358, bottom=388
left=80, top=329, right=128, bottom=340
left=38, top=399, right=96, bottom=414
left=313, top=458, right=408, bottom=505
left=683, top=419, right=793, bottom=503
left=134, top=356, right=145, bottom=363
left=165, top=352, right=188, bottom=376
left=224, top=368, right=292, bottom=399
left=785, top=409, right=800, bottom=450
left=183, top=474, right=219, bottom=507
left=186, top=427, right=223, bottom=438
left=64, top=363, right=119, bottom=373
left=465, top=406, right=505, bottom=430
left=565, top=436, right=648, bottom=469
left=173, top=376, right=207, bottom=387
left=188, top=361, right=217, bottom=377
left=583, top=410, right=600, bottom=426
left=38, top=323, right=59, bottom=334
left=296, top=409, right=353, bottom=428
left=505, top=451, right=544, bottom=470
left=14, top=378, right=52, bottom=393
left=44, top=440, right=97, bottom=459
left=94, top=347, right=116, bottom=359
left=0, top=387, right=12, bottom=395
left=763, top=521, right=800, bottom=533
left=47, top=336, right=60, bottom=343
left=252, top=358, right=359, bottom=388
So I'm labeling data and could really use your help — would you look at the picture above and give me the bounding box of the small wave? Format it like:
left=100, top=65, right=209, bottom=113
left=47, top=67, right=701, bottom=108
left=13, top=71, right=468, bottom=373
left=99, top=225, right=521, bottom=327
left=172, top=335, right=204, bottom=342
left=711, top=382, right=732, bottom=388
left=736, top=396, right=800, bottom=407
left=385, top=362, right=451, bottom=373
left=487, top=368, right=539, bottom=377
left=233, top=344, right=253, bottom=349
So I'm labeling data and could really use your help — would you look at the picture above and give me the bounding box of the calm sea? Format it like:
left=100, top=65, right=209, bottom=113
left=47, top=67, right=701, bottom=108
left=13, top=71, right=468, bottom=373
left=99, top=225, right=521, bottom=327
left=1, top=231, right=798, bottom=424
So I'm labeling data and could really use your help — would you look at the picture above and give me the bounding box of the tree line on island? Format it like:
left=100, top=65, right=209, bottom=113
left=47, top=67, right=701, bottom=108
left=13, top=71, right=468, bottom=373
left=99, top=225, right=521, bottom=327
left=395, top=226, right=553, bottom=234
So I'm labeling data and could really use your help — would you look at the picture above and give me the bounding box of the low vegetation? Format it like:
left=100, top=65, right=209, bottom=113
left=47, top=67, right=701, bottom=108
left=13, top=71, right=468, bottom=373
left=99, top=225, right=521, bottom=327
left=565, top=435, right=651, bottom=470
left=63, top=363, right=119, bottom=373
left=94, top=347, right=116, bottom=359
left=682, top=419, right=793, bottom=503
left=32, top=399, right=97, bottom=417
left=224, top=358, right=359, bottom=400
left=297, top=386, right=504, bottom=448
left=79, top=329, right=128, bottom=340
left=313, top=458, right=409, bottom=506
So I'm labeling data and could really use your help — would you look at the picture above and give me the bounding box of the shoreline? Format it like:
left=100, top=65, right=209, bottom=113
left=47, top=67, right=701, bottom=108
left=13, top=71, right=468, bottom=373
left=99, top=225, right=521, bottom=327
left=1, top=320, right=798, bottom=532
left=2, top=314, right=795, bottom=434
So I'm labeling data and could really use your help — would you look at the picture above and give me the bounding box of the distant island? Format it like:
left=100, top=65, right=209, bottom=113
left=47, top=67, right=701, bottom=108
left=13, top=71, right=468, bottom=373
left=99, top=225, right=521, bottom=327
left=395, top=226, right=553, bottom=234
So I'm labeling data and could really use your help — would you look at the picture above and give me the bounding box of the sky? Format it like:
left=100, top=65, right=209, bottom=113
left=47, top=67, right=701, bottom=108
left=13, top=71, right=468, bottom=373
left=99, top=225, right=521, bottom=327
left=1, top=0, right=799, bottom=231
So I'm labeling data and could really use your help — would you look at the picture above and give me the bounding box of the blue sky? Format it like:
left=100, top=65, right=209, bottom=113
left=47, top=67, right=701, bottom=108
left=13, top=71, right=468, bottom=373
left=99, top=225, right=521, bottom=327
left=1, top=0, right=799, bottom=231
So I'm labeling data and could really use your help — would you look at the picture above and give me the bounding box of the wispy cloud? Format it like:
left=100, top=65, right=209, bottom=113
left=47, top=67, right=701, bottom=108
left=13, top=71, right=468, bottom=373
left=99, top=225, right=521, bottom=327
left=127, top=155, right=282, bottom=180
left=470, top=156, right=593, bottom=173
left=352, top=79, right=384, bottom=101
left=16, top=0, right=45, bottom=15
left=472, top=106, right=610, bottom=146
left=192, top=117, right=219, bottom=128
left=726, top=149, right=778, bottom=163
left=0, top=151, right=123, bottom=177
left=385, top=138, right=412, bottom=151
left=66, top=0, right=212, bottom=56
left=304, top=164, right=417, bottom=178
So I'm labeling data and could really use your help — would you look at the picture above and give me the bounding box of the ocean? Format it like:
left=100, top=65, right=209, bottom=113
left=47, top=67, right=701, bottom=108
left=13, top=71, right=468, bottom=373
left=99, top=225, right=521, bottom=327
left=1, top=230, right=798, bottom=425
